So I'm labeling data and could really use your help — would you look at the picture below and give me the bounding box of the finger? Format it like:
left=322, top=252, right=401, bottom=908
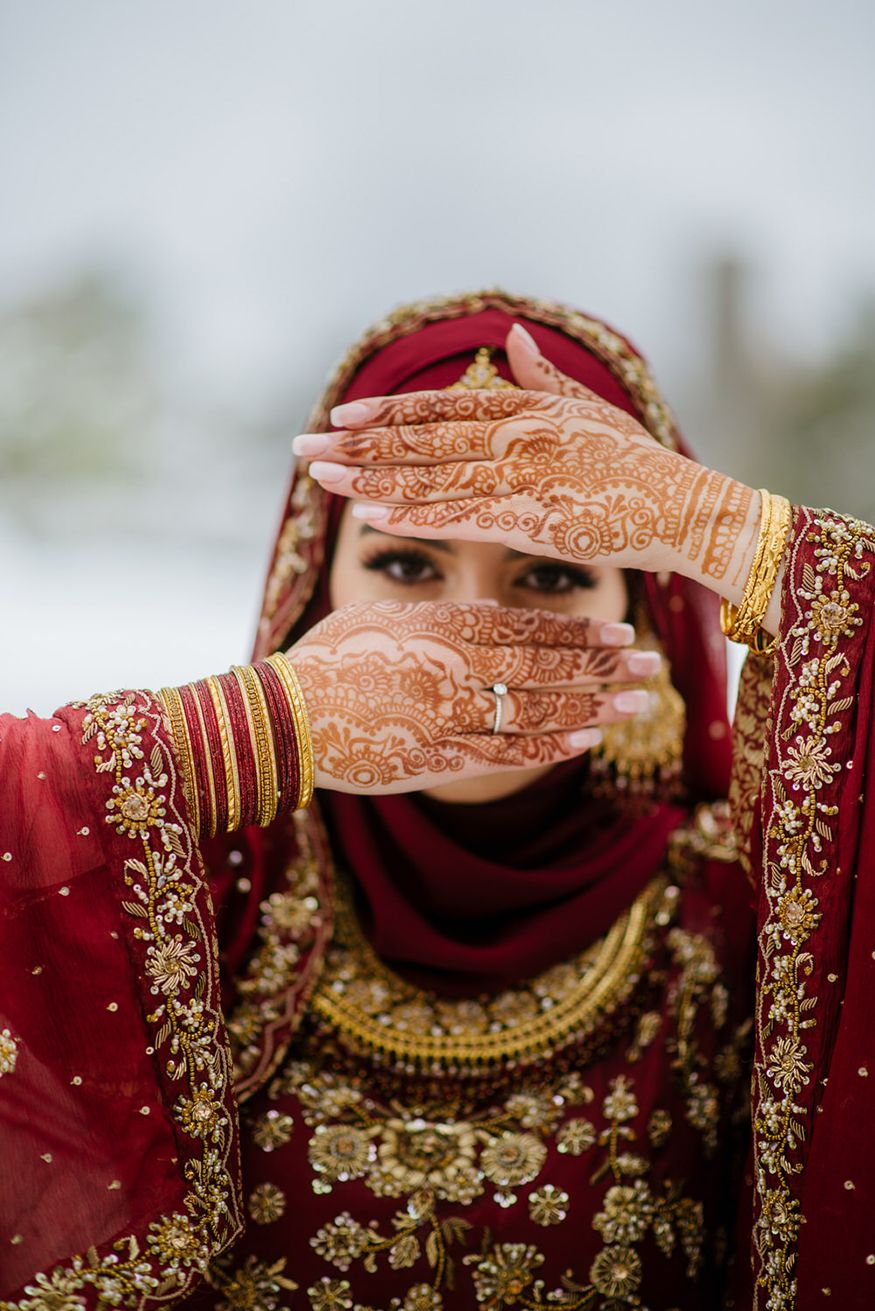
left=470, top=643, right=661, bottom=689
left=310, top=457, right=511, bottom=504
left=505, top=325, right=602, bottom=402
left=404, top=603, right=634, bottom=652
left=447, top=727, right=603, bottom=771
left=328, top=388, right=549, bottom=430
left=301, top=405, right=563, bottom=467
left=298, top=598, right=636, bottom=652
left=460, top=686, right=651, bottom=736
left=315, top=419, right=490, bottom=465
left=348, top=493, right=541, bottom=552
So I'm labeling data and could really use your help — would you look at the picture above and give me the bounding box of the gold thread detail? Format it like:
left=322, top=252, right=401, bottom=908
left=158, top=685, right=201, bottom=837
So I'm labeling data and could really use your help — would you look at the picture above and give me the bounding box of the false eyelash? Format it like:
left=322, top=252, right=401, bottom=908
left=361, top=547, right=438, bottom=573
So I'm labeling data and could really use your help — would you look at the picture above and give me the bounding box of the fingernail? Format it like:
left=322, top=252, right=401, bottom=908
left=293, top=433, right=332, bottom=457
left=614, top=690, right=650, bottom=714
left=351, top=503, right=390, bottom=520
left=330, top=400, right=375, bottom=426
left=308, top=460, right=347, bottom=484
left=511, top=323, right=539, bottom=354
left=568, top=728, right=603, bottom=749
left=627, top=651, right=662, bottom=676
left=601, top=622, right=635, bottom=646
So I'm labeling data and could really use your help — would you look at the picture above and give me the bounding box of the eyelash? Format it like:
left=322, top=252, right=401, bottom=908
left=361, top=547, right=597, bottom=594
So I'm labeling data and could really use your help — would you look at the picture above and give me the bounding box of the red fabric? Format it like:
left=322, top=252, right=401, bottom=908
left=0, top=696, right=242, bottom=1300
left=278, top=307, right=733, bottom=993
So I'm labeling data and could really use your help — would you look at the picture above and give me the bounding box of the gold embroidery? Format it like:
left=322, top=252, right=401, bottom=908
left=226, top=809, right=331, bottom=1098
left=252, top=1107, right=295, bottom=1152
left=729, top=653, right=775, bottom=882
left=248, top=1182, right=287, bottom=1225
left=668, top=928, right=725, bottom=1155
left=206, top=1254, right=298, bottom=1310
left=753, top=511, right=874, bottom=1308
left=310, top=875, right=675, bottom=1074
left=2, top=692, right=240, bottom=1310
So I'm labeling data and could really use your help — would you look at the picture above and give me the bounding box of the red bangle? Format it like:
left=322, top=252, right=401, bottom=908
left=255, top=659, right=300, bottom=815
left=216, top=670, right=258, bottom=830
left=192, top=681, right=225, bottom=833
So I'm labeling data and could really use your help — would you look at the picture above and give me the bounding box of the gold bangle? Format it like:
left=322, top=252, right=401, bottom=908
left=232, top=664, right=280, bottom=828
left=720, top=491, right=792, bottom=654
left=206, top=675, right=241, bottom=831
left=190, top=682, right=218, bottom=839
left=158, top=685, right=201, bottom=836
left=265, top=652, right=315, bottom=810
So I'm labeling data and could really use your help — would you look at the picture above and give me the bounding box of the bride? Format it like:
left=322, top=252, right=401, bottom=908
left=1, top=290, right=873, bottom=1311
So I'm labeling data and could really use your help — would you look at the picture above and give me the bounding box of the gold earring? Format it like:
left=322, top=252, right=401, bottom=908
left=589, top=635, right=686, bottom=808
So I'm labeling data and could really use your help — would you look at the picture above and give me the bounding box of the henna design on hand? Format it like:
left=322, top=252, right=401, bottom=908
left=287, top=601, right=642, bottom=795
left=315, top=387, right=755, bottom=582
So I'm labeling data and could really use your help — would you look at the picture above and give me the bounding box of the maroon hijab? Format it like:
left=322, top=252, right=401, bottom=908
left=252, top=294, right=732, bottom=995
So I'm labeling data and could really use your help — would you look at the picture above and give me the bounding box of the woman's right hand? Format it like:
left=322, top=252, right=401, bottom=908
left=287, top=600, right=658, bottom=794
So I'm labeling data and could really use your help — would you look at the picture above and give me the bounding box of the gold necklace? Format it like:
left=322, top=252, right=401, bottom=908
left=309, top=874, right=677, bottom=1076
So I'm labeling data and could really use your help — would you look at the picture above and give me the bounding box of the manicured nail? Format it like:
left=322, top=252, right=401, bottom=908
left=351, top=503, right=390, bottom=520
left=601, top=622, right=635, bottom=646
left=308, top=461, right=347, bottom=484
left=330, top=400, right=375, bottom=426
left=510, top=323, right=539, bottom=354
left=568, top=728, right=603, bottom=749
left=614, top=690, right=650, bottom=714
left=626, top=651, right=662, bottom=676
left=292, top=433, right=332, bottom=457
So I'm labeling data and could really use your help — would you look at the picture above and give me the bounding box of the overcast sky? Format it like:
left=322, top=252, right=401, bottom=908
left=2, top=0, right=874, bottom=415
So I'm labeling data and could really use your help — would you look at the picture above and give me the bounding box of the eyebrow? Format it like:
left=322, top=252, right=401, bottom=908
left=358, top=523, right=531, bottom=562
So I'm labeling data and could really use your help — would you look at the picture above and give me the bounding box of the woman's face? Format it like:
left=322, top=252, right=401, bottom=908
left=329, top=504, right=629, bottom=804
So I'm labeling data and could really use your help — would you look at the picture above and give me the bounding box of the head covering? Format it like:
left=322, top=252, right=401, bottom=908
left=244, top=291, right=732, bottom=997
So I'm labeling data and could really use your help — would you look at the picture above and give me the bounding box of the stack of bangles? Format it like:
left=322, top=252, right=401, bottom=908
left=719, top=489, right=793, bottom=658
left=158, top=652, right=314, bottom=839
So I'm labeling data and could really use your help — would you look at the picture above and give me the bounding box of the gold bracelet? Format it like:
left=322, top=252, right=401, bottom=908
left=190, top=682, right=218, bottom=839
left=158, top=685, right=201, bottom=836
left=232, top=664, right=280, bottom=828
left=720, top=490, right=792, bottom=655
left=265, top=652, right=315, bottom=810
left=206, top=675, right=241, bottom=831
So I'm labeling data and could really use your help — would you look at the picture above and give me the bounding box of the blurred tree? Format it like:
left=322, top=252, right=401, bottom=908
left=0, top=270, right=156, bottom=486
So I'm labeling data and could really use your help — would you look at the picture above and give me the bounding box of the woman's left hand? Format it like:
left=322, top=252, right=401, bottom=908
left=297, top=326, right=760, bottom=598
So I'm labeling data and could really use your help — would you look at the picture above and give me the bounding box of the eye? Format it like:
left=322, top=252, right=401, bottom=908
left=515, top=562, right=596, bottom=595
left=362, top=548, right=443, bottom=586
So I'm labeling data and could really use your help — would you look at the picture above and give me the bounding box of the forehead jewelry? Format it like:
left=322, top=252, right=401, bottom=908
left=491, top=682, right=508, bottom=734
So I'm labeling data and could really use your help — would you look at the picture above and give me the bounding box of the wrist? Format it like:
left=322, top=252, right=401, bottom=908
left=667, top=470, right=759, bottom=593
left=158, top=658, right=313, bottom=839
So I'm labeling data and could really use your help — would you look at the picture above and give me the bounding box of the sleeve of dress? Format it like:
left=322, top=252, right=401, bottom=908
left=0, top=665, right=313, bottom=1308
left=735, top=508, right=875, bottom=1310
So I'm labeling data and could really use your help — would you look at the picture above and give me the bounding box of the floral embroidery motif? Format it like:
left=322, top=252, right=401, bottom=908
left=2, top=692, right=239, bottom=1309
left=753, top=512, right=874, bottom=1309
left=0, top=1027, right=18, bottom=1077
left=207, top=1254, right=298, bottom=1310
left=248, top=1181, right=288, bottom=1225
left=226, top=810, right=331, bottom=1099
left=252, top=1107, right=296, bottom=1152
